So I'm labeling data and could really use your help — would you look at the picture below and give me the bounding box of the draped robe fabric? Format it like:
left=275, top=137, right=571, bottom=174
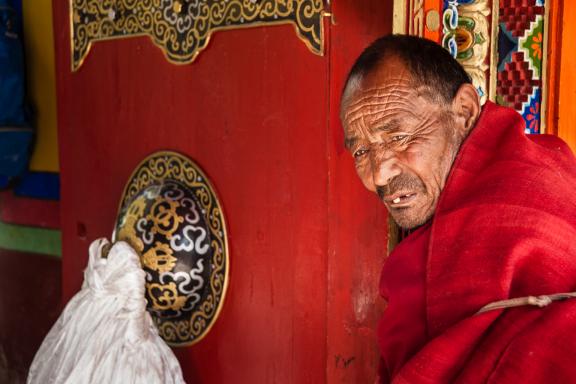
left=379, top=102, right=576, bottom=383
left=379, top=221, right=429, bottom=379
left=27, top=239, right=185, bottom=384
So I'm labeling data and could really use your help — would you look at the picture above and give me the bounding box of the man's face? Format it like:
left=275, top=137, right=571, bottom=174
left=342, top=57, right=466, bottom=229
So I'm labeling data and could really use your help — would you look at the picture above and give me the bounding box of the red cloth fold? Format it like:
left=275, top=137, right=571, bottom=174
left=378, top=222, right=430, bottom=380
left=379, top=102, right=576, bottom=383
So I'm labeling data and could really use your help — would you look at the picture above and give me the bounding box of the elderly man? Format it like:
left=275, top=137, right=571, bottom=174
left=341, top=35, right=576, bottom=383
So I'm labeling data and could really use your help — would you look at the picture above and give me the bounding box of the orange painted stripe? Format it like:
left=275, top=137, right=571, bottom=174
left=557, top=2, right=576, bottom=152
left=544, top=0, right=562, bottom=136
left=424, top=0, right=442, bottom=43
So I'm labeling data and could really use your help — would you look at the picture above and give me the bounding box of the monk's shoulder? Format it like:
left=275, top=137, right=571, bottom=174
left=484, top=301, right=576, bottom=383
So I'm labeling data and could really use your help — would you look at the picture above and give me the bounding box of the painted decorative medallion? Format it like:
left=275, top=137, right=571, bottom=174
left=114, top=151, right=229, bottom=346
left=70, top=0, right=326, bottom=70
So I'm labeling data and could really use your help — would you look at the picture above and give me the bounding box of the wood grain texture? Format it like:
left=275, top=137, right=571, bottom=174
left=327, top=1, right=392, bottom=382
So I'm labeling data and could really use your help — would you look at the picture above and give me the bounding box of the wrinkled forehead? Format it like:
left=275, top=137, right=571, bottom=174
left=342, top=85, right=414, bottom=127
left=341, top=54, right=451, bottom=131
left=341, top=82, right=439, bottom=137
left=341, top=57, right=416, bottom=120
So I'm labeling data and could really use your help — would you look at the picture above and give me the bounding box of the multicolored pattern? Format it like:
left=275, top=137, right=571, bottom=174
left=396, top=0, right=548, bottom=134
left=441, top=0, right=492, bottom=105
left=496, top=0, right=545, bottom=134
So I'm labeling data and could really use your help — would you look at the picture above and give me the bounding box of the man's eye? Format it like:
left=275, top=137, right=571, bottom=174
left=353, top=149, right=368, bottom=158
left=390, top=135, right=408, bottom=143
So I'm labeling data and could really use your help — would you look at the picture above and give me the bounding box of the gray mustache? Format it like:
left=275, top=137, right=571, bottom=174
left=377, top=174, right=425, bottom=200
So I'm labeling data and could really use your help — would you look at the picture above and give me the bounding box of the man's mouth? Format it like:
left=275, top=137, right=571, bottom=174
left=385, top=193, right=417, bottom=207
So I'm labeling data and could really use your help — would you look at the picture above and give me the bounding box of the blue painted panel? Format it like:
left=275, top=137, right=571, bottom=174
left=14, top=171, right=60, bottom=200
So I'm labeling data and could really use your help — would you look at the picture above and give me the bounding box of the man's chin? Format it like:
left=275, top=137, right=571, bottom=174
left=390, top=209, right=431, bottom=230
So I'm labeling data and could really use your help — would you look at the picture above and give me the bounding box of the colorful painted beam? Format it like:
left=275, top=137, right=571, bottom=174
left=393, top=0, right=549, bottom=134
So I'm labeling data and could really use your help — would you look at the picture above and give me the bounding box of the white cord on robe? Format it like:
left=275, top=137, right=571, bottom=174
left=27, top=238, right=186, bottom=384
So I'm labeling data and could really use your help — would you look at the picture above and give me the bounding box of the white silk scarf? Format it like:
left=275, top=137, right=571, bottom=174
left=27, top=239, right=186, bottom=384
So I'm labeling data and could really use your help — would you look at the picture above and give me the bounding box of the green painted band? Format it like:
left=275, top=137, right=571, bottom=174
left=0, top=221, right=61, bottom=257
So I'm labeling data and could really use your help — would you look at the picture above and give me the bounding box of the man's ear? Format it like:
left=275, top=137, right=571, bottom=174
left=451, top=83, right=480, bottom=136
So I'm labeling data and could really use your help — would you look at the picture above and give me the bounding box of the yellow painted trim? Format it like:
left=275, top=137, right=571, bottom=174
left=393, top=0, right=407, bottom=34
left=22, top=0, right=60, bottom=172
left=488, top=0, right=499, bottom=103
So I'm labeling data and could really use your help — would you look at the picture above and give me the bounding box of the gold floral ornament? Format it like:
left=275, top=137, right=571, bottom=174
left=114, top=151, right=229, bottom=346
left=70, top=0, right=327, bottom=71
left=142, top=242, right=177, bottom=273
left=147, top=282, right=188, bottom=311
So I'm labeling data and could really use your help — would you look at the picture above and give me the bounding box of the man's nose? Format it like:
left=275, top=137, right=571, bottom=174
left=370, top=148, right=401, bottom=187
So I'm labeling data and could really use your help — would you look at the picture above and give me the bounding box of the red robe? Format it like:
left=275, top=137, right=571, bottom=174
left=379, top=101, right=576, bottom=383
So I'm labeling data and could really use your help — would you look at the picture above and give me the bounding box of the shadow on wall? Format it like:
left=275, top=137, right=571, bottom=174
left=0, top=249, right=61, bottom=383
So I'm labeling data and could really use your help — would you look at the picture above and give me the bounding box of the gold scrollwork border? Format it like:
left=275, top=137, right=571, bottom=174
left=70, top=0, right=326, bottom=71
left=115, top=150, right=230, bottom=347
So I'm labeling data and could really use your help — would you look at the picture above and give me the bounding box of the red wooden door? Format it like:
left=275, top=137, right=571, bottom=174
left=52, top=1, right=392, bottom=382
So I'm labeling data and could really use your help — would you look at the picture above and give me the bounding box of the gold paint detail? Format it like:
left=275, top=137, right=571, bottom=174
left=70, top=0, right=326, bottom=70
left=115, top=151, right=229, bottom=347
left=147, top=282, right=188, bottom=311
left=116, top=195, right=147, bottom=253
left=173, top=0, right=183, bottom=14
left=425, top=10, right=440, bottom=32
left=142, top=241, right=177, bottom=273
left=148, top=198, right=183, bottom=239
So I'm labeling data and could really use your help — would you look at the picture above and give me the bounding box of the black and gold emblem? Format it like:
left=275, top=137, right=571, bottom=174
left=114, top=151, right=229, bottom=346
left=70, top=0, right=327, bottom=70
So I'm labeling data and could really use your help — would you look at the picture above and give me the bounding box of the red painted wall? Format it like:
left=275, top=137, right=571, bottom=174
left=0, top=249, right=61, bottom=382
left=52, top=1, right=392, bottom=382
left=327, top=3, right=394, bottom=382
